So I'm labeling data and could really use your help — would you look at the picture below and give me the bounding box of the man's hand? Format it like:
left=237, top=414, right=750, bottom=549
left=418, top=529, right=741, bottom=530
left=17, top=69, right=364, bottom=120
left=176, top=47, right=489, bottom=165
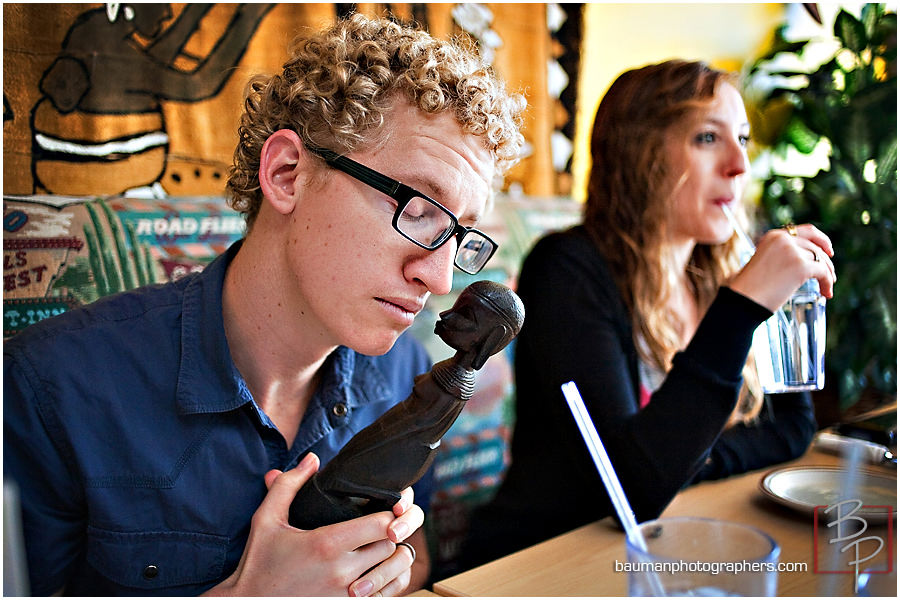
left=347, top=486, right=430, bottom=597
left=203, top=452, right=425, bottom=596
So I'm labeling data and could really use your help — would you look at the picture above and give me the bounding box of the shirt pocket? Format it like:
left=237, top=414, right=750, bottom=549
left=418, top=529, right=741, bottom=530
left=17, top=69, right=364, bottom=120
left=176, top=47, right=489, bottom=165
left=86, top=526, right=228, bottom=591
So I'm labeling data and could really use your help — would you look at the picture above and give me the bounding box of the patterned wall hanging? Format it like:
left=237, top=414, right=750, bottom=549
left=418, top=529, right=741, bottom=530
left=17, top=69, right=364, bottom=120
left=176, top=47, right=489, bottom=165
left=4, top=3, right=565, bottom=199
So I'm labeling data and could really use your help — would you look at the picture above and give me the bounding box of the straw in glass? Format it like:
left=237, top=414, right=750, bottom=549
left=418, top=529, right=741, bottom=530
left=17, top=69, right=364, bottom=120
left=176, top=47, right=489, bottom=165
left=561, top=381, right=666, bottom=596
left=721, top=203, right=756, bottom=257
left=721, top=203, right=792, bottom=332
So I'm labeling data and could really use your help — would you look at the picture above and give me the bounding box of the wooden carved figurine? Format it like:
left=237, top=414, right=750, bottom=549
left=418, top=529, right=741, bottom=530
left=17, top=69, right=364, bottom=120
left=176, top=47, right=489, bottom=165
left=289, top=280, right=525, bottom=529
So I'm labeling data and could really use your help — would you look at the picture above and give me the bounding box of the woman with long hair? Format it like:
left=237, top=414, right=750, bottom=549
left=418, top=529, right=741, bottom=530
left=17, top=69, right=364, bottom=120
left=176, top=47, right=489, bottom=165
left=462, top=59, right=835, bottom=568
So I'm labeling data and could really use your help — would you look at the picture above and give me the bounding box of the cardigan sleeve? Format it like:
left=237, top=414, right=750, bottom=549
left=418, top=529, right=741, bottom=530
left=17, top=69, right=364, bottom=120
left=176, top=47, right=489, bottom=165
left=511, top=227, right=774, bottom=521
left=692, top=391, right=817, bottom=482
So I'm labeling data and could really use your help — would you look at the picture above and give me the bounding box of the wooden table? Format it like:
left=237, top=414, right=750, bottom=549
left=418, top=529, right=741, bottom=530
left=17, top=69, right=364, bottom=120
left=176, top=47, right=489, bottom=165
left=432, top=448, right=897, bottom=596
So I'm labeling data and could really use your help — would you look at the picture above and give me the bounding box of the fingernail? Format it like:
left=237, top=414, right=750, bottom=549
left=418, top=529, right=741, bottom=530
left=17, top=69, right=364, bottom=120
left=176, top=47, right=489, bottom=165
left=352, top=580, right=374, bottom=597
left=299, top=453, right=316, bottom=469
left=392, top=522, right=410, bottom=541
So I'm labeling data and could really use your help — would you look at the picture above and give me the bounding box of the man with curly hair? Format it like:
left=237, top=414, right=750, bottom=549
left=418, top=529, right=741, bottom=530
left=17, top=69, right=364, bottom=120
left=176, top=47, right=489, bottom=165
left=4, top=13, right=525, bottom=596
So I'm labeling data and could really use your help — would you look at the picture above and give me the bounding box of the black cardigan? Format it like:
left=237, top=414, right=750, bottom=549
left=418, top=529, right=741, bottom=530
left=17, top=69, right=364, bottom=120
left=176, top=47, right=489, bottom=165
left=461, top=226, right=815, bottom=569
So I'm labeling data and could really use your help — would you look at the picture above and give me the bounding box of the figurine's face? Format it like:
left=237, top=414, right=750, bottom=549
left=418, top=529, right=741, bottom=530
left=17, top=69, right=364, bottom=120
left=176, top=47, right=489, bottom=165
left=435, top=292, right=493, bottom=352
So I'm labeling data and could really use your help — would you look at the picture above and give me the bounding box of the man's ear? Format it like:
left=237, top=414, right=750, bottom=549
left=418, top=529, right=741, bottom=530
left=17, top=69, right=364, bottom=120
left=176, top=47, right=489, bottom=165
left=259, top=129, right=311, bottom=215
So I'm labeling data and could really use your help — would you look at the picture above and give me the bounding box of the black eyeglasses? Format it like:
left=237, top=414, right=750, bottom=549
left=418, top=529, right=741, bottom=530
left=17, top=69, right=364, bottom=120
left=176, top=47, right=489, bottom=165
left=308, top=147, right=498, bottom=275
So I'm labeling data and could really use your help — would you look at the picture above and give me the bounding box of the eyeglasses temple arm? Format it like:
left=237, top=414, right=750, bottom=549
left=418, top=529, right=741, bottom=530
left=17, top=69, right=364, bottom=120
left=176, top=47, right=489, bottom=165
left=307, top=147, right=400, bottom=196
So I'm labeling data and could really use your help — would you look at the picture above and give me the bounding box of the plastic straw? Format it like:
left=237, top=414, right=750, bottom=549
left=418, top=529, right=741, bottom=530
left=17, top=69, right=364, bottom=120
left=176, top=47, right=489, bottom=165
left=561, top=381, right=666, bottom=596
left=721, top=203, right=756, bottom=257
left=721, top=204, right=792, bottom=332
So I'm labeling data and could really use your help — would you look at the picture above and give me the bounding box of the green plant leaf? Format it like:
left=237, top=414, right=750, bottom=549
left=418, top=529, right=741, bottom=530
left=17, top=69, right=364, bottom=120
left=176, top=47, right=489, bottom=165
left=861, top=3, right=881, bottom=37
left=851, top=79, right=898, bottom=110
left=871, top=13, right=898, bottom=48
left=833, top=162, right=860, bottom=201
left=842, top=111, right=872, bottom=165
left=797, top=96, right=834, bottom=141
left=760, top=70, right=813, bottom=78
left=835, top=9, right=869, bottom=53
left=876, top=137, right=897, bottom=185
left=784, top=117, right=820, bottom=153
left=749, top=26, right=810, bottom=68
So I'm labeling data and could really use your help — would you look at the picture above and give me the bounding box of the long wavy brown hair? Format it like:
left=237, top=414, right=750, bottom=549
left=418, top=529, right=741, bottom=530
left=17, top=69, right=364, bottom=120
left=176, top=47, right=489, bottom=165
left=584, top=59, right=762, bottom=425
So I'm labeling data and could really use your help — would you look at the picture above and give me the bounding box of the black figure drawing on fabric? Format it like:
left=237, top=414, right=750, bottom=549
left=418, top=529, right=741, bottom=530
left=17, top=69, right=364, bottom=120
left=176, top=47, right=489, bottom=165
left=30, top=3, right=273, bottom=197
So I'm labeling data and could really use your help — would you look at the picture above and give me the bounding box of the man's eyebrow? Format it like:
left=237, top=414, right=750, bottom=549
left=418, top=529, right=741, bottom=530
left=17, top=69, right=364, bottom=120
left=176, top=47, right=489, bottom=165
left=460, top=207, right=484, bottom=225
left=407, top=176, right=485, bottom=224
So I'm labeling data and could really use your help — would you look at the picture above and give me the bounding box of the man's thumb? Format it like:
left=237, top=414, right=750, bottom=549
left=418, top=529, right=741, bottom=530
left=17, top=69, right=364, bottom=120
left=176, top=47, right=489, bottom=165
left=261, top=452, right=320, bottom=508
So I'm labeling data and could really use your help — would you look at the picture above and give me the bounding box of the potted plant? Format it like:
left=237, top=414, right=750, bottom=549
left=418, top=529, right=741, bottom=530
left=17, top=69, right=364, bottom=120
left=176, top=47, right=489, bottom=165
left=744, top=4, right=897, bottom=417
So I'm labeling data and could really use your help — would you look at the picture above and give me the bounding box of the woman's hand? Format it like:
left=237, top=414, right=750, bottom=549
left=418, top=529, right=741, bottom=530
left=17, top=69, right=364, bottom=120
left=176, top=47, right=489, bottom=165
left=203, top=453, right=425, bottom=597
left=728, top=223, right=836, bottom=312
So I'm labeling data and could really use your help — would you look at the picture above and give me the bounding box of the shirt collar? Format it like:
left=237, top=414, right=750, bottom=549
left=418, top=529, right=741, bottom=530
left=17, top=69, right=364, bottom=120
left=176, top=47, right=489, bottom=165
left=176, top=240, right=250, bottom=414
left=173, top=241, right=393, bottom=425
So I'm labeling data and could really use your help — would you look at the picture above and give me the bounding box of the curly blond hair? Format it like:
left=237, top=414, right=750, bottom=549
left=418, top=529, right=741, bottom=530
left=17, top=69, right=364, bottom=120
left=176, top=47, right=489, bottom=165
left=584, top=60, right=763, bottom=426
left=227, top=13, right=526, bottom=229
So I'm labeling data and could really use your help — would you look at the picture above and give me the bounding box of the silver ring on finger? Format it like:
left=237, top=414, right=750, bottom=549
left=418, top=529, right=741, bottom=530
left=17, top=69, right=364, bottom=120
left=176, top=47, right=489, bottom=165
left=397, top=541, right=416, bottom=563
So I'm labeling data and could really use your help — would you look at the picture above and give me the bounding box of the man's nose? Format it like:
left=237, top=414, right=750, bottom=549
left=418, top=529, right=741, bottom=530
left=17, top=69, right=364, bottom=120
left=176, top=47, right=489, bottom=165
left=405, top=240, right=456, bottom=296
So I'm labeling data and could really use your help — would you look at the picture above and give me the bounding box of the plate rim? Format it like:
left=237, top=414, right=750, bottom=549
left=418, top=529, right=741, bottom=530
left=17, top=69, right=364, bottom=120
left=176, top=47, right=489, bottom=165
left=758, top=464, right=897, bottom=516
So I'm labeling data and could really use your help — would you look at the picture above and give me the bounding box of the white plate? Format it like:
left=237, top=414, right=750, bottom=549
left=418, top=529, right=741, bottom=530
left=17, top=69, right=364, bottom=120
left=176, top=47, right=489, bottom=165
left=759, top=466, right=897, bottom=521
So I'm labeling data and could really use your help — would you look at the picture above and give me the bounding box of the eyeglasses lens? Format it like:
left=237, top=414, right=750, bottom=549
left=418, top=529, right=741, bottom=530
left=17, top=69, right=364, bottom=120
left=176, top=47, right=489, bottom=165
left=456, top=232, right=494, bottom=274
left=396, top=196, right=455, bottom=248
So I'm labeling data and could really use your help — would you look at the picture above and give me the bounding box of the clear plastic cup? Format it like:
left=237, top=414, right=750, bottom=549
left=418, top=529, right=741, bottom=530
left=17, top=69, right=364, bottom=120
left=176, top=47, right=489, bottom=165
left=625, top=517, right=780, bottom=596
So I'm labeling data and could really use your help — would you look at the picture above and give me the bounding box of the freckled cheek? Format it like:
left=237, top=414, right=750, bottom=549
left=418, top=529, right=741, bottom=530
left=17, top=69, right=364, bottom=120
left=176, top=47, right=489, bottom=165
left=326, top=225, right=395, bottom=279
left=302, top=208, right=406, bottom=282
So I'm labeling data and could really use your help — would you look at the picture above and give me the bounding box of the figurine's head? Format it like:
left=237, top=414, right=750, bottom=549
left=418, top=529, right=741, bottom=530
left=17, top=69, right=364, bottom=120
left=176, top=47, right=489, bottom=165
left=435, top=281, right=525, bottom=370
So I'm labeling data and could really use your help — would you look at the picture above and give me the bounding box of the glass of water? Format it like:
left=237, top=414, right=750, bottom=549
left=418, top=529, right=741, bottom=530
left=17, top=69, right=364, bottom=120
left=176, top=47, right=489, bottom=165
left=752, top=278, right=826, bottom=394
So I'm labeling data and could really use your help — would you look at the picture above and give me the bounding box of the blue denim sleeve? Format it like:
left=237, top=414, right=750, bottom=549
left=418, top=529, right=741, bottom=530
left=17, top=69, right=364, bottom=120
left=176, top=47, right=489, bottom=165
left=4, top=347, right=84, bottom=596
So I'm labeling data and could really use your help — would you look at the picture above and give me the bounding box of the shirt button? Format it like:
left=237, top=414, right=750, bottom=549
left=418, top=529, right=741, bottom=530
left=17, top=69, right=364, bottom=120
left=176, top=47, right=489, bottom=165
left=143, top=565, right=159, bottom=580
left=332, top=402, right=348, bottom=417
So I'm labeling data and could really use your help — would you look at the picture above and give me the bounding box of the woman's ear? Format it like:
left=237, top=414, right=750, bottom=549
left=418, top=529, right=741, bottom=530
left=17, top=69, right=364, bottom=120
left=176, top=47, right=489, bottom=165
left=259, top=129, right=310, bottom=215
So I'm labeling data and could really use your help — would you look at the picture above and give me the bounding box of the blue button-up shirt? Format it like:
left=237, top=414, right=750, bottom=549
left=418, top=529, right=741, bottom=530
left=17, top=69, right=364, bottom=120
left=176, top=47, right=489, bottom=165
left=4, top=241, right=433, bottom=595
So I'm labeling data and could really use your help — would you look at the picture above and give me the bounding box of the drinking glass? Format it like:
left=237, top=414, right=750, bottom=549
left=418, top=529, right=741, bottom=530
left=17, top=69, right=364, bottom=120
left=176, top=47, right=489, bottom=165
left=625, top=517, right=780, bottom=596
left=752, top=278, right=826, bottom=393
